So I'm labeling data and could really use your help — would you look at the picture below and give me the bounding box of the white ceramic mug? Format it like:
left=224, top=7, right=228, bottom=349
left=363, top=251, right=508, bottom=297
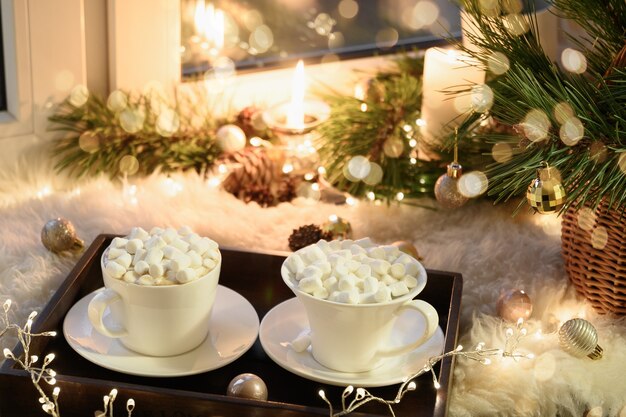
left=88, top=250, right=221, bottom=357
left=281, top=259, right=439, bottom=373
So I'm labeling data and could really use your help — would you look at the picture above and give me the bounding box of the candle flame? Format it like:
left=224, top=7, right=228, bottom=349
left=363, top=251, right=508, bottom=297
left=194, top=0, right=206, bottom=34
left=287, top=60, right=306, bottom=129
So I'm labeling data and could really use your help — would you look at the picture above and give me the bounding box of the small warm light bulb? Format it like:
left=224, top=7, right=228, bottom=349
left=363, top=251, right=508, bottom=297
left=52, top=387, right=61, bottom=398
left=318, top=389, right=327, bottom=399
left=407, top=381, right=417, bottom=390
left=456, top=345, right=464, bottom=352
left=415, top=118, right=426, bottom=127
left=482, top=358, right=492, bottom=365
left=250, top=137, right=263, bottom=147
left=282, top=163, right=294, bottom=174
left=328, top=214, right=338, bottom=222
left=396, top=192, right=405, bottom=201
left=433, top=380, right=441, bottom=389
left=526, top=353, right=535, bottom=359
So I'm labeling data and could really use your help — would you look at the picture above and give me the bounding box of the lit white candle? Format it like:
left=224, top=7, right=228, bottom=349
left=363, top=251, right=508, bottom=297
left=194, top=0, right=206, bottom=35
left=287, top=60, right=306, bottom=129
left=214, top=9, right=225, bottom=50
left=420, top=47, right=485, bottom=143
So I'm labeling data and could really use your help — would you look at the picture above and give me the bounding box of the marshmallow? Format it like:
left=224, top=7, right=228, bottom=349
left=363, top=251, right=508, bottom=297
left=312, top=260, right=331, bottom=277
left=122, top=271, right=138, bottom=283
left=206, top=249, right=219, bottom=261
left=132, top=248, right=146, bottom=266
left=340, top=239, right=354, bottom=249
left=338, top=274, right=357, bottom=291
left=203, top=258, right=217, bottom=270
left=116, top=253, right=132, bottom=269
left=389, top=281, right=410, bottom=297
left=297, top=265, right=322, bottom=282
left=355, top=264, right=372, bottom=279
left=137, top=275, right=155, bottom=286
left=303, top=245, right=327, bottom=263
left=190, top=238, right=211, bottom=255
left=359, top=292, right=376, bottom=304
left=328, top=240, right=342, bottom=251
left=149, top=227, right=164, bottom=235
left=189, top=251, right=202, bottom=267
left=111, top=237, right=129, bottom=248
left=145, top=235, right=167, bottom=250
left=291, top=330, right=311, bottom=352
left=149, top=263, right=164, bottom=278
left=354, top=237, right=373, bottom=247
left=328, top=253, right=347, bottom=266
left=298, top=276, right=324, bottom=294
left=371, top=259, right=391, bottom=275
left=313, top=287, right=330, bottom=299
left=334, top=263, right=350, bottom=277
left=368, top=247, right=386, bottom=260
left=125, top=238, right=143, bottom=254
left=346, top=259, right=361, bottom=272
left=405, top=262, right=420, bottom=277
left=335, top=288, right=359, bottom=304
left=403, top=275, right=418, bottom=288
left=178, top=226, right=194, bottom=236
left=184, top=233, right=201, bottom=245
left=323, top=276, right=338, bottom=291
left=390, top=263, right=406, bottom=278
left=316, top=239, right=332, bottom=254
left=161, top=228, right=178, bottom=243
left=171, top=238, right=190, bottom=253
left=374, top=284, right=392, bottom=303
left=176, top=268, right=198, bottom=284
left=163, top=245, right=182, bottom=260
left=129, top=227, right=150, bottom=241
left=382, top=274, right=397, bottom=285
left=349, top=244, right=367, bottom=256
left=107, top=247, right=125, bottom=260
left=382, top=245, right=401, bottom=258
left=105, top=261, right=126, bottom=279
left=145, top=249, right=164, bottom=265
left=286, top=254, right=306, bottom=275
left=134, top=260, right=149, bottom=275
left=396, top=254, right=415, bottom=265
left=363, top=276, right=379, bottom=293
left=170, top=254, right=191, bottom=272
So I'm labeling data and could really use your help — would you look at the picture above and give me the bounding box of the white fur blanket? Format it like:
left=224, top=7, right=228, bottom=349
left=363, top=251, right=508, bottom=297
left=1, top=165, right=624, bottom=417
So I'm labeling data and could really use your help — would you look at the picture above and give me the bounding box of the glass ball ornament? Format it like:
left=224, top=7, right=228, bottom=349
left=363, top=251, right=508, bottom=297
left=41, top=218, right=85, bottom=254
left=526, top=166, right=566, bottom=214
left=434, top=162, right=468, bottom=209
left=321, top=215, right=353, bottom=240
left=226, top=373, right=268, bottom=401
left=496, top=289, right=533, bottom=322
left=558, top=318, right=603, bottom=360
left=216, top=124, right=247, bottom=153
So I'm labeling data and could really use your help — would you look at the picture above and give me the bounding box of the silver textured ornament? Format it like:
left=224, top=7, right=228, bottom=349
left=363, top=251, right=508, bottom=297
left=321, top=215, right=353, bottom=240
left=227, top=373, right=268, bottom=401
left=558, top=318, right=603, bottom=360
left=434, top=162, right=468, bottom=209
left=496, top=289, right=533, bottom=322
left=526, top=163, right=566, bottom=214
left=41, top=218, right=84, bottom=254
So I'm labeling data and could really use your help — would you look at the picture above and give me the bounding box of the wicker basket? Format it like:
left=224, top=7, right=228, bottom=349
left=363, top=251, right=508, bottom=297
left=562, top=200, right=626, bottom=315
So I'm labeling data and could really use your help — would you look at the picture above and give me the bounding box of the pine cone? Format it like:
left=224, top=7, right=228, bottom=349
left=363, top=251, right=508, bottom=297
left=288, top=224, right=332, bottom=251
left=221, top=147, right=277, bottom=196
left=241, top=184, right=275, bottom=207
left=276, top=176, right=300, bottom=203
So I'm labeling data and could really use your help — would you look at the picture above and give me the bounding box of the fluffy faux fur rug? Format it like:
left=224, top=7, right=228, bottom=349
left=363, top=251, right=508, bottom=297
left=1, top=165, right=625, bottom=417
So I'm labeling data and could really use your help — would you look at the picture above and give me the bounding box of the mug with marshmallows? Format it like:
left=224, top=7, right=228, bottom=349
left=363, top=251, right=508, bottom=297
left=282, top=238, right=439, bottom=373
left=88, top=226, right=221, bottom=357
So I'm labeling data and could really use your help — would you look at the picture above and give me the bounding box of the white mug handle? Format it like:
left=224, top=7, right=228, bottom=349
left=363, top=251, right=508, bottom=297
left=87, top=288, right=128, bottom=338
left=376, top=300, right=439, bottom=358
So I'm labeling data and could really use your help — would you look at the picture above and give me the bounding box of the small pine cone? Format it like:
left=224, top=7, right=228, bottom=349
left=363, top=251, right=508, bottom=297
left=221, top=147, right=277, bottom=196
left=288, top=224, right=332, bottom=252
left=276, top=176, right=300, bottom=203
left=241, top=184, right=275, bottom=208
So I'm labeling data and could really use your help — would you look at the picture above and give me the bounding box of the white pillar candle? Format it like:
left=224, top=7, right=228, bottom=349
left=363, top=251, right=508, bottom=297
left=420, top=47, right=485, bottom=145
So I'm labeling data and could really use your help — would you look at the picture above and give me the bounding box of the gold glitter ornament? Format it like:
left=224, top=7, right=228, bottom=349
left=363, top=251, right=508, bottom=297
left=41, top=218, right=84, bottom=254
left=496, top=289, right=533, bottom=322
left=321, top=215, right=353, bottom=240
left=227, top=373, right=268, bottom=400
left=434, top=130, right=468, bottom=209
left=558, top=318, right=603, bottom=360
left=391, top=240, right=423, bottom=260
left=526, top=162, right=566, bottom=214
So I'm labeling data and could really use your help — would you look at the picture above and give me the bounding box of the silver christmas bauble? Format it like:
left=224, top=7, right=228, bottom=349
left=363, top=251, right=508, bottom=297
left=496, top=289, right=533, bottom=322
left=41, top=218, right=84, bottom=254
left=434, top=162, right=468, bottom=209
left=216, top=124, right=247, bottom=153
left=558, top=318, right=603, bottom=360
left=321, top=216, right=353, bottom=240
left=226, top=373, right=268, bottom=401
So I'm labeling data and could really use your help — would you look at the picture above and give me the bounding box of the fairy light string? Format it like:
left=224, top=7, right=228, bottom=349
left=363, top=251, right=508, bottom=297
left=319, top=318, right=532, bottom=417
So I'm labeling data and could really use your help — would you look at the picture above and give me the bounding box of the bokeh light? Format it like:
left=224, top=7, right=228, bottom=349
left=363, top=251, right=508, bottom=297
left=471, top=84, right=494, bottom=113
left=328, top=31, right=345, bottom=49
left=69, top=85, right=89, bottom=107
left=487, top=51, right=510, bottom=75
left=347, top=156, right=371, bottom=180
left=205, top=56, right=236, bottom=82
left=502, top=0, right=523, bottom=13
left=492, top=142, right=513, bottom=163
left=242, top=9, right=263, bottom=31
left=522, top=109, right=551, bottom=142
left=561, top=48, right=587, bottom=74
left=119, top=155, right=140, bottom=176
left=383, top=138, right=404, bottom=158
left=503, top=14, right=529, bottom=36
left=338, top=0, right=359, bottom=19
left=297, top=182, right=321, bottom=201
left=156, top=108, right=181, bottom=137
left=411, top=1, right=440, bottom=29
left=375, top=28, right=399, bottom=49
left=458, top=171, right=489, bottom=197
left=107, top=90, right=128, bottom=112
left=478, top=0, right=501, bottom=16
left=363, top=162, right=383, bottom=185
left=577, top=207, right=596, bottom=231
left=119, top=108, right=145, bottom=134
left=553, top=102, right=575, bottom=125
left=559, top=117, right=584, bottom=146
left=250, top=25, right=274, bottom=53
left=78, top=132, right=100, bottom=153
left=591, top=226, right=608, bottom=250
left=313, top=13, right=336, bottom=36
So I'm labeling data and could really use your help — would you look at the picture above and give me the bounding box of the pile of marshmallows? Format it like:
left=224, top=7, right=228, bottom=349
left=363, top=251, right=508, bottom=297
left=103, top=226, right=219, bottom=286
left=284, top=238, right=423, bottom=304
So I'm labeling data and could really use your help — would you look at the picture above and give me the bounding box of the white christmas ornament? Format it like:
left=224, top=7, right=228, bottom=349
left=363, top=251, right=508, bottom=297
left=216, top=124, right=247, bottom=153
left=69, top=85, right=89, bottom=107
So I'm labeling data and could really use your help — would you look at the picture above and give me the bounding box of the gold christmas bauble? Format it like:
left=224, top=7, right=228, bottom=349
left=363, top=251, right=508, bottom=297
left=496, top=289, right=533, bottom=322
left=434, top=163, right=468, bottom=209
left=558, top=318, right=603, bottom=360
left=321, top=216, right=353, bottom=240
left=227, top=373, right=268, bottom=400
left=41, top=218, right=84, bottom=254
left=391, top=240, right=422, bottom=260
left=526, top=167, right=566, bottom=214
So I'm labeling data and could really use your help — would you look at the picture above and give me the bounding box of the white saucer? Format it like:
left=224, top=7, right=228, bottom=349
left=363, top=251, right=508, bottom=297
left=259, top=298, right=445, bottom=387
left=63, top=285, right=259, bottom=377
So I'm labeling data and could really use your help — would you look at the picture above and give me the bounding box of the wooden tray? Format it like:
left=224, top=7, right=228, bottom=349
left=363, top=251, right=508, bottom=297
left=0, top=234, right=463, bottom=417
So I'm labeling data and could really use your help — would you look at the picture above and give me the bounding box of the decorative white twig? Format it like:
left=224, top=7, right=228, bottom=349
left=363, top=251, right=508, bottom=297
left=1, top=299, right=135, bottom=416
left=319, top=318, right=533, bottom=417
